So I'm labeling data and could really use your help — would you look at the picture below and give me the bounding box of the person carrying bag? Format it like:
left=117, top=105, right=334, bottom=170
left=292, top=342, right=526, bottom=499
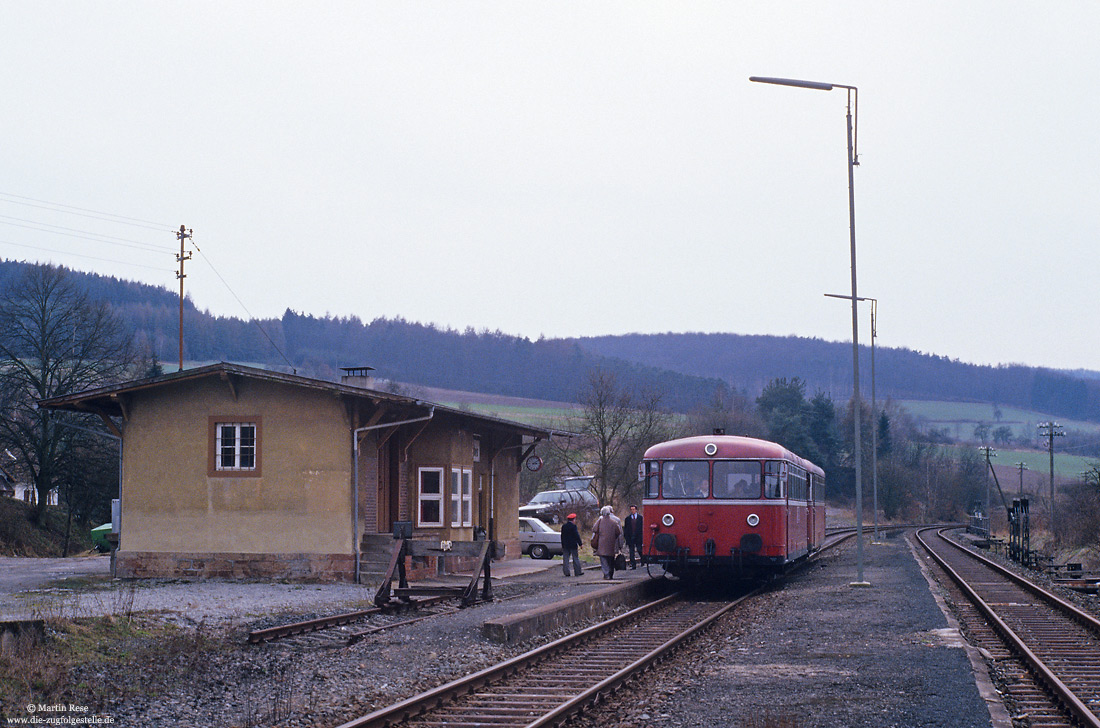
left=591, top=505, right=625, bottom=580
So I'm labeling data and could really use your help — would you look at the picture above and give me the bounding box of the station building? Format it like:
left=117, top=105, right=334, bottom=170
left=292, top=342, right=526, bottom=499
left=39, top=362, right=558, bottom=582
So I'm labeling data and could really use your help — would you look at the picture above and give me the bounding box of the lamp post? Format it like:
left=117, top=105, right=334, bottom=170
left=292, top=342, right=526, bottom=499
left=751, top=75, right=869, bottom=587
left=826, top=294, right=879, bottom=545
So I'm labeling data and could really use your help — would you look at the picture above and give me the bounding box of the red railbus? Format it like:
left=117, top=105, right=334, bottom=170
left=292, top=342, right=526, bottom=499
left=640, top=434, right=825, bottom=579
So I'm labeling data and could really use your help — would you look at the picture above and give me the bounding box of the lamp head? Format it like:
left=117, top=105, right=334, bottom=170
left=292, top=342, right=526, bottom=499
left=750, top=76, right=834, bottom=91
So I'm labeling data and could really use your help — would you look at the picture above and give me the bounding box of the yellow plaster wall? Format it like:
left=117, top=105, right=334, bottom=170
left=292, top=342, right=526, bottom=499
left=119, top=377, right=353, bottom=555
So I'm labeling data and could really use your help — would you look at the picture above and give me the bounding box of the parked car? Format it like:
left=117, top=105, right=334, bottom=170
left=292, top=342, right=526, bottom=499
left=518, top=516, right=564, bottom=559
left=519, top=487, right=598, bottom=524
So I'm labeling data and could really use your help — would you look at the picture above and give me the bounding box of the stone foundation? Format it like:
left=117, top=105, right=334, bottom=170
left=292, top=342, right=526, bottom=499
left=117, top=541, right=518, bottom=583
left=116, top=551, right=356, bottom=582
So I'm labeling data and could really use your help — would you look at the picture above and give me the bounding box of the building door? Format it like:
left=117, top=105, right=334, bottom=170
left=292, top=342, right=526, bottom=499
left=377, top=438, right=401, bottom=534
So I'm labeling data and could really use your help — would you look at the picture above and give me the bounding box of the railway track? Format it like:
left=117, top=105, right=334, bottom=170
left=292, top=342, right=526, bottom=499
left=333, top=592, right=752, bottom=728
left=916, top=527, right=1100, bottom=728
left=334, top=527, right=857, bottom=728
left=247, top=596, right=451, bottom=644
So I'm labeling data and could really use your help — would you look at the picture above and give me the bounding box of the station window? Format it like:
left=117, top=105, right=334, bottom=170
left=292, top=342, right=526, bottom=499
left=418, top=468, right=444, bottom=527
left=713, top=461, right=762, bottom=499
left=209, top=418, right=261, bottom=476
left=451, top=468, right=472, bottom=527
left=662, top=460, right=709, bottom=499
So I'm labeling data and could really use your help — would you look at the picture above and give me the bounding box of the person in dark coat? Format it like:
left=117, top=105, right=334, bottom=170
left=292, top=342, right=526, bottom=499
left=560, top=513, right=584, bottom=577
left=592, top=505, right=624, bottom=580
left=623, top=504, right=644, bottom=569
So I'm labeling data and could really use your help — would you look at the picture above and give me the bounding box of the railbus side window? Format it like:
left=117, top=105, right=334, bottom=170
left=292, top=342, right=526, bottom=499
left=645, top=462, right=659, bottom=498
left=662, top=460, right=710, bottom=499
left=713, top=461, right=762, bottom=499
left=789, top=467, right=807, bottom=500
left=764, top=461, right=785, bottom=499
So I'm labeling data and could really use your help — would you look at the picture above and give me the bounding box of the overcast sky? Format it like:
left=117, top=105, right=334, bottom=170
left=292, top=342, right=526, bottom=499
left=3, top=3, right=1098, bottom=372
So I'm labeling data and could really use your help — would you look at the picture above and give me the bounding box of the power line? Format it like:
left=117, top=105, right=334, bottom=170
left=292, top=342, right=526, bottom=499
left=0, top=214, right=175, bottom=254
left=189, top=235, right=296, bottom=373
left=0, top=191, right=172, bottom=231
left=0, top=239, right=173, bottom=272
left=0, top=191, right=296, bottom=372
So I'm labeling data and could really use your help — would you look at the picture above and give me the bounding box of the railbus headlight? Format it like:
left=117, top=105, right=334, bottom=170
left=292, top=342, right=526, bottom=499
left=746, top=513, right=760, bottom=527
left=661, top=513, right=675, bottom=527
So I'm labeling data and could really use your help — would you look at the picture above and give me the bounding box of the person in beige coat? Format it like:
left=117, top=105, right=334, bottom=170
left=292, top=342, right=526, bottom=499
left=592, top=505, right=624, bottom=580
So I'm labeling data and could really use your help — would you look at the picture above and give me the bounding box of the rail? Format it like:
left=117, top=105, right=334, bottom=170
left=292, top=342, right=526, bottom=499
left=334, top=523, right=866, bottom=728
left=916, top=526, right=1100, bottom=728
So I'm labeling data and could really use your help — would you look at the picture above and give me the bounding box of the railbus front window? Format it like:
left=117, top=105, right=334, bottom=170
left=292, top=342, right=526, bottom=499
left=713, top=461, right=762, bottom=499
left=662, top=461, right=709, bottom=499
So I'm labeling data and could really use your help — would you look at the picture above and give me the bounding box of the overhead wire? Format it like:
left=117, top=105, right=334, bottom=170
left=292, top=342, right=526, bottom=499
left=190, top=235, right=296, bottom=372
left=0, top=238, right=173, bottom=272
left=0, top=191, right=172, bottom=231
left=0, top=214, right=175, bottom=254
left=0, top=191, right=297, bottom=371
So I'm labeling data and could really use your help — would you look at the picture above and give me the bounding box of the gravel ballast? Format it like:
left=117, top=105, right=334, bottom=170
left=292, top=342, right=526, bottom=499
left=5, top=534, right=1060, bottom=727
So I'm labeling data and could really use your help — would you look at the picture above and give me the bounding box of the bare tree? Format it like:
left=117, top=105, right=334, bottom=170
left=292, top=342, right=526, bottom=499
left=551, top=369, right=677, bottom=508
left=0, top=265, right=133, bottom=526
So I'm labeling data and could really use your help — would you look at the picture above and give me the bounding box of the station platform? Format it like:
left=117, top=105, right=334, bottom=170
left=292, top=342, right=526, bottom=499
left=478, top=536, right=1012, bottom=727
left=608, top=530, right=1012, bottom=728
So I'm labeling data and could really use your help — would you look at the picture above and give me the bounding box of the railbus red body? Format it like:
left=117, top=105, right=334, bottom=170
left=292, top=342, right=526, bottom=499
left=640, top=435, right=825, bottom=579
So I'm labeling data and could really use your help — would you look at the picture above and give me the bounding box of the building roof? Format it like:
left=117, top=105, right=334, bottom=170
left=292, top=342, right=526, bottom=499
left=38, top=361, right=569, bottom=441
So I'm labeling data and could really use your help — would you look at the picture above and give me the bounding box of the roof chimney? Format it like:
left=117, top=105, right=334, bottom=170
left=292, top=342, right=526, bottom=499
left=340, top=366, right=376, bottom=389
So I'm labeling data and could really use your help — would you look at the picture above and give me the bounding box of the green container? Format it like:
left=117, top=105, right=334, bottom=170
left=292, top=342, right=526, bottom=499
left=90, top=523, right=112, bottom=552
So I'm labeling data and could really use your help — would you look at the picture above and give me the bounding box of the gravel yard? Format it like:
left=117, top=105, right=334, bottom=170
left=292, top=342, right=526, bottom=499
left=9, top=532, right=1095, bottom=728
left=2, top=559, right=624, bottom=727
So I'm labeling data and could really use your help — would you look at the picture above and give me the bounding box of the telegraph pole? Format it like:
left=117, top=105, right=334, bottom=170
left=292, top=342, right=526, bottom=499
left=1014, top=462, right=1028, bottom=496
left=1037, top=422, right=1064, bottom=539
left=978, top=446, right=996, bottom=538
left=176, top=225, right=193, bottom=372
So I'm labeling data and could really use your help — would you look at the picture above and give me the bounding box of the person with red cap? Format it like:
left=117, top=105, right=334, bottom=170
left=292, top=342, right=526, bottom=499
left=560, top=513, right=583, bottom=577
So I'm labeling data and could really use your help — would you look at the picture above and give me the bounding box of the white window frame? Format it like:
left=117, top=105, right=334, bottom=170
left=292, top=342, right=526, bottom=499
left=215, top=422, right=257, bottom=472
left=451, top=467, right=473, bottom=527
left=418, top=467, right=445, bottom=527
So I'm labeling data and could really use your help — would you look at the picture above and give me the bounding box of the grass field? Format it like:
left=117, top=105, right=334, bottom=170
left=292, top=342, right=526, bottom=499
left=433, top=401, right=580, bottom=429
left=409, top=387, right=1099, bottom=481
left=955, top=446, right=1095, bottom=483
left=897, top=399, right=1100, bottom=443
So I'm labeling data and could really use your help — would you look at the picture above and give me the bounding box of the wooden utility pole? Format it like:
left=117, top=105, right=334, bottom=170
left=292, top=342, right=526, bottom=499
left=1014, top=462, right=1028, bottom=496
left=176, top=225, right=192, bottom=371
left=978, top=446, right=996, bottom=537
left=1037, top=422, right=1064, bottom=539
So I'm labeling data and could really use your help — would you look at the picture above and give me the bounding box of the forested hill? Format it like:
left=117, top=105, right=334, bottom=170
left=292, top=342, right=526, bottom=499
left=572, top=332, right=1100, bottom=422
left=0, top=261, right=727, bottom=412
left=3, top=260, right=1098, bottom=420
left=273, top=313, right=727, bottom=410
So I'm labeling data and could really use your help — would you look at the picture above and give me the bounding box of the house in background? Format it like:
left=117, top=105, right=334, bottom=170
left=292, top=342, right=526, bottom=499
left=39, top=362, right=560, bottom=582
left=0, top=460, right=59, bottom=506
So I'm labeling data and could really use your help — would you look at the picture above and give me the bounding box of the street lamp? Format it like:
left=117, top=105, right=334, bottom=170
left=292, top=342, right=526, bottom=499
left=826, top=294, right=879, bottom=545
left=751, top=75, right=869, bottom=587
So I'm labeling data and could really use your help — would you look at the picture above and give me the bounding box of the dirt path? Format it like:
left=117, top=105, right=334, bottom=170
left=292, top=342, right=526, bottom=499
left=0, top=555, right=110, bottom=617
